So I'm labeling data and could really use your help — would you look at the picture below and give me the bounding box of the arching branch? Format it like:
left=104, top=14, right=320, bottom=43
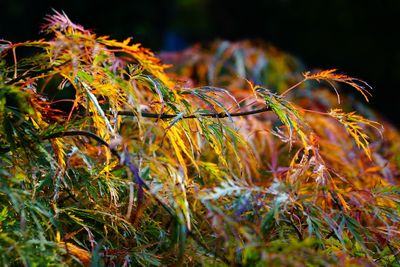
left=118, top=106, right=272, bottom=119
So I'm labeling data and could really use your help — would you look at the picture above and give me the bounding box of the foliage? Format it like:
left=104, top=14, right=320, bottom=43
left=0, top=12, right=399, bottom=266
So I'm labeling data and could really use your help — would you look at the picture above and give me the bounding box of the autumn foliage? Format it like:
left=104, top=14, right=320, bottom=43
left=0, top=12, right=399, bottom=266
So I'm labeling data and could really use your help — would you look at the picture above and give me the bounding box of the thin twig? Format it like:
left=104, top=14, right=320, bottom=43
left=43, top=130, right=117, bottom=155
left=280, top=79, right=306, bottom=96
left=5, top=60, right=72, bottom=85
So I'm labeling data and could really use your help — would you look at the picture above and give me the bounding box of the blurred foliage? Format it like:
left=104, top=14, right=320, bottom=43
left=0, top=11, right=399, bottom=266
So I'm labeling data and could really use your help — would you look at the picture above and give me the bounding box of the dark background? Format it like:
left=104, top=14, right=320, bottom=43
left=1, top=0, right=399, bottom=126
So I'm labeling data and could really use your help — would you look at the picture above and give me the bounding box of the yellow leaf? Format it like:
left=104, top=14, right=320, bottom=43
left=58, top=242, right=91, bottom=267
left=336, top=193, right=351, bottom=211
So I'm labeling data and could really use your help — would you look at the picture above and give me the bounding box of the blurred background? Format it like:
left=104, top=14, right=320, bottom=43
left=1, top=0, right=399, bottom=126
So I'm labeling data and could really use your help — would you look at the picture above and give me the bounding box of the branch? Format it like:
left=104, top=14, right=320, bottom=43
left=43, top=130, right=108, bottom=145
left=0, top=107, right=272, bottom=155
left=118, top=106, right=272, bottom=119
left=0, top=106, right=272, bottom=156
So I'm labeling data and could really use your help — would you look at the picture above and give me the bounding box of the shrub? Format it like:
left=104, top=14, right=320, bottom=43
left=0, top=11, right=399, bottom=266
